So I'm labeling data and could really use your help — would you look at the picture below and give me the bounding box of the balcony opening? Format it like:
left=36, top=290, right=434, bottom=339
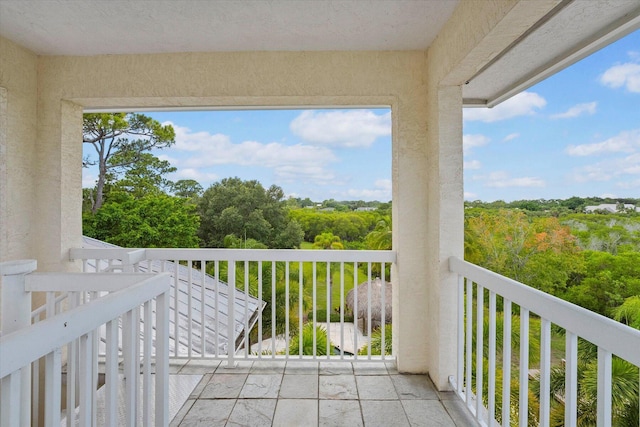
left=80, top=107, right=394, bottom=360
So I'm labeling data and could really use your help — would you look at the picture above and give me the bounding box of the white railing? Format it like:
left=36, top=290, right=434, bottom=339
left=0, top=260, right=170, bottom=427
left=449, top=256, right=640, bottom=427
left=70, top=246, right=396, bottom=364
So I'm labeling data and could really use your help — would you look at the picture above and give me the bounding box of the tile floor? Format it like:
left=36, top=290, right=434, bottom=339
left=169, top=359, right=479, bottom=426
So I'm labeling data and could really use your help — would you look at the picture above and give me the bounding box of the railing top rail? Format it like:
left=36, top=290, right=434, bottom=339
left=449, top=256, right=640, bottom=366
left=0, top=273, right=170, bottom=378
left=70, top=247, right=397, bottom=263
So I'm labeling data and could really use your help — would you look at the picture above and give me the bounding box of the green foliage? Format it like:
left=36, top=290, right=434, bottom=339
left=358, top=324, right=392, bottom=356
left=83, top=193, right=200, bottom=248
left=289, top=209, right=380, bottom=243
left=288, top=323, right=333, bottom=356
left=312, top=232, right=344, bottom=250
left=198, top=178, right=304, bottom=248
left=365, top=216, right=392, bottom=250
left=612, top=295, right=640, bottom=329
left=171, top=179, right=203, bottom=199
left=83, top=112, right=175, bottom=211
left=107, top=151, right=176, bottom=198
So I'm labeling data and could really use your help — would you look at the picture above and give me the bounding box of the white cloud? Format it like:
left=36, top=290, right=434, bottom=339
left=551, top=102, right=597, bottom=119
left=167, top=123, right=339, bottom=186
left=503, top=133, right=520, bottom=142
left=485, top=171, right=545, bottom=188
left=464, top=160, right=482, bottom=170
left=463, top=134, right=490, bottom=154
left=463, top=92, right=546, bottom=123
left=566, top=129, right=640, bottom=156
left=600, top=62, right=640, bottom=93
left=617, top=179, right=640, bottom=190
left=289, top=110, right=391, bottom=148
left=464, top=191, right=478, bottom=200
left=570, top=153, right=640, bottom=184
left=344, top=179, right=392, bottom=201
left=82, top=171, right=97, bottom=188
left=171, top=168, right=219, bottom=183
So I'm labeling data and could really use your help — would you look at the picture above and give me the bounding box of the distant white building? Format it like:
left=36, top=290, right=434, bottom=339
left=584, top=203, right=639, bottom=213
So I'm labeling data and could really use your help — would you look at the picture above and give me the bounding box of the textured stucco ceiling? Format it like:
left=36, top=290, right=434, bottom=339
left=0, top=0, right=460, bottom=56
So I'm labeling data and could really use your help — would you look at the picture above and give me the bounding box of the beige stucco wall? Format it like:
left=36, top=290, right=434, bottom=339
left=0, top=0, right=563, bottom=385
left=0, top=37, right=38, bottom=263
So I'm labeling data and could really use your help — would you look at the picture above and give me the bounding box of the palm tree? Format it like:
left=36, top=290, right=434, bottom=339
left=312, top=232, right=344, bottom=250
left=288, top=323, right=333, bottom=356
left=359, top=323, right=392, bottom=356
left=365, top=216, right=392, bottom=250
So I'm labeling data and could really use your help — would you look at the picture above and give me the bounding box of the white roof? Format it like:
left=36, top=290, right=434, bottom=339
left=83, top=236, right=265, bottom=356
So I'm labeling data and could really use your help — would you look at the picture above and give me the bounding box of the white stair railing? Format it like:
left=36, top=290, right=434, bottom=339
left=70, top=246, right=396, bottom=364
left=449, top=256, right=640, bottom=427
left=0, top=260, right=170, bottom=427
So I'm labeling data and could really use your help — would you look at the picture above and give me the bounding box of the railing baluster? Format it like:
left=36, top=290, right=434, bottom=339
left=44, top=348, right=62, bottom=427
left=367, top=263, right=372, bottom=359
left=201, top=259, right=206, bottom=358
left=298, top=262, right=303, bottom=358
left=173, top=259, right=179, bottom=357
left=155, top=289, right=170, bottom=427
left=105, top=318, right=118, bottom=427
left=187, top=259, right=193, bottom=359
left=326, top=261, right=331, bottom=359
left=123, top=310, right=136, bottom=426
left=597, top=347, right=612, bottom=427
left=258, top=260, right=263, bottom=357
left=228, top=261, right=236, bottom=368
left=340, top=262, right=345, bottom=359
left=1, top=371, right=21, bottom=426
left=79, top=332, right=94, bottom=427
left=285, top=262, right=290, bottom=359
left=488, top=291, right=496, bottom=425
left=502, top=299, right=512, bottom=427
left=353, top=262, right=358, bottom=360
left=565, top=331, right=578, bottom=427
left=465, top=278, right=472, bottom=409
left=312, top=261, right=317, bottom=359
left=476, top=285, right=484, bottom=420
left=244, top=261, right=249, bottom=359
left=519, top=308, right=529, bottom=427
left=143, top=300, right=152, bottom=425
left=381, top=264, right=386, bottom=359
left=539, top=318, right=551, bottom=427
left=215, top=260, right=220, bottom=358
left=457, top=275, right=464, bottom=396
left=271, top=261, right=276, bottom=357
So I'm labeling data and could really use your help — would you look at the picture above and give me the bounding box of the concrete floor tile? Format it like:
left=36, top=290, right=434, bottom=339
left=319, top=400, right=363, bottom=426
left=199, top=373, right=247, bottom=399
left=187, top=374, right=211, bottom=398
left=249, top=360, right=286, bottom=374
left=227, top=399, right=276, bottom=427
left=356, top=375, right=398, bottom=400
left=179, top=399, right=235, bottom=426
left=392, top=375, right=438, bottom=400
left=319, top=375, right=358, bottom=399
left=279, top=374, right=318, bottom=399
left=353, top=361, right=388, bottom=375
left=319, top=361, right=353, bottom=375
left=285, top=361, right=319, bottom=375
left=441, top=399, right=481, bottom=427
left=360, top=400, right=410, bottom=427
left=178, top=359, right=220, bottom=374
left=272, top=399, right=318, bottom=427
left=402, top=400, right=456, bottom=426
left=170, top=399, right=194, bottom=427
left=216, top=360, right=254, bottom=373
left=239, top=374, right=282, bottom=398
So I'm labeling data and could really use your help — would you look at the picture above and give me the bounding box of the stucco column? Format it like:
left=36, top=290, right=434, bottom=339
left=34, top=98, right=83, bottom=272
left=426, top=85, right=464, bottom=390
left=392, top=81, right=430, bottom=374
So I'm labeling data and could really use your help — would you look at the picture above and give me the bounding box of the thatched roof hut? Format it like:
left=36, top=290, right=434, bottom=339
left=346, top=278, right=392, bottom=333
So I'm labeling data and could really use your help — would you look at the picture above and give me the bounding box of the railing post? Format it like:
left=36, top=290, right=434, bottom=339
left=0, top=259, right=37, bottom=427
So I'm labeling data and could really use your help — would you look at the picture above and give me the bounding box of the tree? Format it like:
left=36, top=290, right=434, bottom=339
left=171, top=179, right=203, bottom=199
left=107, top=151, right=176, bottom=198
left=198, top=177, right=303, bottom=248
left=83, top=193, right=200, bottom=248
left=312, top=232, right=344, bottom=250
left=365, top=216, right=392, bottom=250
left=83, top=113, right=175, bottom=212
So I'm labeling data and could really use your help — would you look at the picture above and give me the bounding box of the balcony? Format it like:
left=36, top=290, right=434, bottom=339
left=2, top=248, right=639, bottom=426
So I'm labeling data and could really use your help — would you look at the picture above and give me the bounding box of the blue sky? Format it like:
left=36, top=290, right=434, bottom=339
left=83, top=30, right=639, bottom=203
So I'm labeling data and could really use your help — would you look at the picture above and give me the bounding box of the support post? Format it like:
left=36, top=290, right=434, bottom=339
left=1, top=259, right=37, bottom=427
